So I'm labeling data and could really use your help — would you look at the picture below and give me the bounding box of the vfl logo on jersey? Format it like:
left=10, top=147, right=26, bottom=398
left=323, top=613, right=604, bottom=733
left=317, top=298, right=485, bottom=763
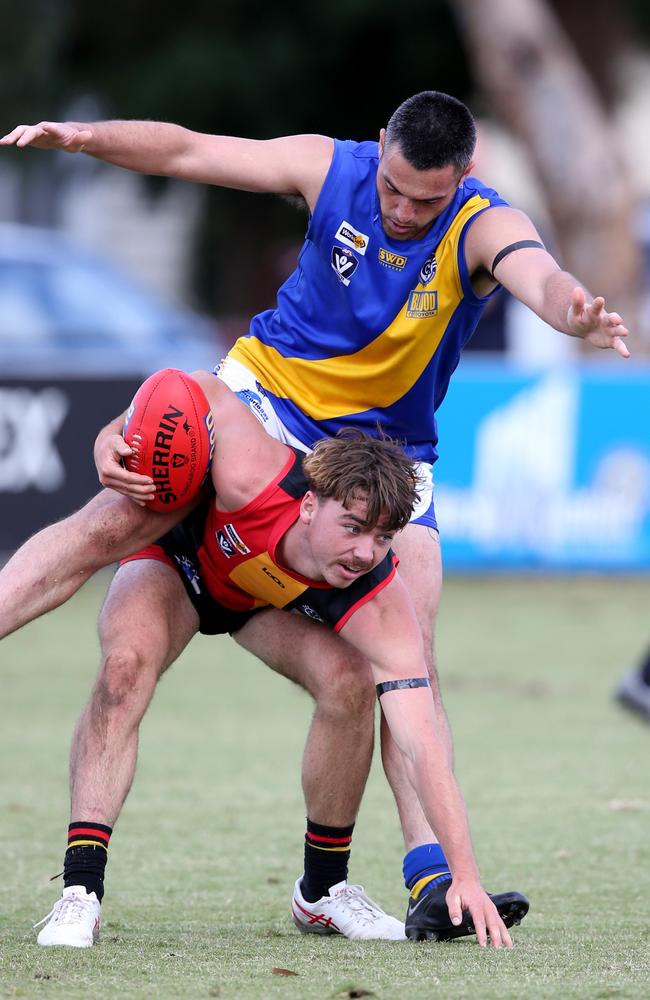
left=335, top=220, right=369, bottom=255
left=331, top=246, right=359, bottom=286
left=216, top=530, right=236, bottom=558
left=406, top=290, right=439, bottom=318
left=378, top=248, right=408, bottom=271
left=419, top=253, right=438, bottom=285
left=216, top=523, right=250, bottom=559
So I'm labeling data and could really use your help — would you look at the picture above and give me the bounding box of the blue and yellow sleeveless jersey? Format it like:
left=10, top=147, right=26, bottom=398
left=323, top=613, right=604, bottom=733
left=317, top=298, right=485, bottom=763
left=228, top=139, right=508, bottom=464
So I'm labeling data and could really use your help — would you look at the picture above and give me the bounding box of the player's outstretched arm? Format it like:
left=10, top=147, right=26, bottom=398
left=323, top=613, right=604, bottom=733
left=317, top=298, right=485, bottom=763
left=465, top=206, right=630, bottom=357
left=340, top=576, right=513, bottom=948
left=1, top=120, right=333, bottom=210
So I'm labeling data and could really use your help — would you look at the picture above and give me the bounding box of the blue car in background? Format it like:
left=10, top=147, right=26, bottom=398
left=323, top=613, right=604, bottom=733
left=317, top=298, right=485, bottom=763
left=0, top=223, right=229, bottom=376
left=0, top=223, right=232, bottom=551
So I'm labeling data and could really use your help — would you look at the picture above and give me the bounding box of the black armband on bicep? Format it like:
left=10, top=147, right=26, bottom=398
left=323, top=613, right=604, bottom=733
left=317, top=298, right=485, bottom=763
left=376, top=677, right=431, bottom=698
left=490, top=240, right=545, bottom=279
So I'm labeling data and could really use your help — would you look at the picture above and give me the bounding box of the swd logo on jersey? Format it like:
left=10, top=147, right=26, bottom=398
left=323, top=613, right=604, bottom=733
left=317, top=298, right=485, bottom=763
left=378, top=248, right=408, bottom=271
left=331, top=246, right=359, bottom=286
left=335, top=221, right=369, bottom=255
left=406, top=290, right=439, bottom=318
left=419, top=253, right=438, bottom=285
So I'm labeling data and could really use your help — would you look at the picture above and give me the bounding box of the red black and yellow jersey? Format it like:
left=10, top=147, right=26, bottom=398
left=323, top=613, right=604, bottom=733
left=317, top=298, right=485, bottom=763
left=125, top=448, right=397, bottom=635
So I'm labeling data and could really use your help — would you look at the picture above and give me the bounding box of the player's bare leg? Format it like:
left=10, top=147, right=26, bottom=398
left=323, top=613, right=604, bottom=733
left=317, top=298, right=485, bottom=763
left=234, top=609, right=405, bottom=940
left=0, top=490, right=186, bottom=640
left=36, top=560, right=198, bottom=948
left=70, top=560, right=198, bottom=823
left=235, top=609, right=374, bottom=826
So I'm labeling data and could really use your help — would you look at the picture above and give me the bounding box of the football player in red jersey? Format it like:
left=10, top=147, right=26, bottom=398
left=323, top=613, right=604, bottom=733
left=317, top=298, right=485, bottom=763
left=32, top=373, right=522, bottom=948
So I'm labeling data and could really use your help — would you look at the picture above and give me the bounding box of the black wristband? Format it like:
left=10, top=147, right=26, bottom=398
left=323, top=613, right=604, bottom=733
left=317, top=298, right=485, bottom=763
left=376, top=677, right=431, bottom=698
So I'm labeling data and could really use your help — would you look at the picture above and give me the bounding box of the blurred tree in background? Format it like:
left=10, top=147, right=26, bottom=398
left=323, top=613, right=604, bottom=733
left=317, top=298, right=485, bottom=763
left=4, top=0, right=650, bottom=326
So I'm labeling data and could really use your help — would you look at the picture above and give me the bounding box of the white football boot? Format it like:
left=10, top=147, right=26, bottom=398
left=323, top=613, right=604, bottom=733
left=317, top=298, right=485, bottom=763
left=291, top=878, right=405, bottom=940
left=34, top=886, right=101, bottom=947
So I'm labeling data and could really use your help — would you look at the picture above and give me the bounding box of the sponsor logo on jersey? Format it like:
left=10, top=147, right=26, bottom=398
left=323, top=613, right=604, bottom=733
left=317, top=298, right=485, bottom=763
left=216, top=530, right=236, bottom=558
left=335, top=221, right=369, bottom=255
left=235, top=388, right=268, bottom=424
left=224, top=522, right=251, bottom=556
left=173, top=554, right=202, bottom=594
left=406, top=289, right=439, bottom=318
left=262, top=565, right=286, bottom=588
left=331, top=246, right=360, bottom=286
left=204, top=410, right=216, bottom=468
left=299, top=604, right=325, bottom=623
left=419, top=252, right=438, bottom=285
left=378, top=248, right=408, bottom=271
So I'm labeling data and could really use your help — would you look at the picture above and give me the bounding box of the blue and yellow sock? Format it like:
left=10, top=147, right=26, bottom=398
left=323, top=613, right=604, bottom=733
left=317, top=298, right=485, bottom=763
left=403, top=843, right=452, bottom=900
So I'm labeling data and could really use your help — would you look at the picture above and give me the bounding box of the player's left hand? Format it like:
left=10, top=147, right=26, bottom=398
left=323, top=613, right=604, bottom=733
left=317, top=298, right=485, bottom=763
left=567, top=287, right=630, bottom=358
left=446, top=878, right=514, bottom=948
left=94, top=431, right=156, bottom=506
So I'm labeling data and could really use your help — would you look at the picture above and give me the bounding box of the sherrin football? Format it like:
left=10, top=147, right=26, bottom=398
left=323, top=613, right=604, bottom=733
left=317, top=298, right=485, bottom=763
left=123, top=368, right=215, bottom=512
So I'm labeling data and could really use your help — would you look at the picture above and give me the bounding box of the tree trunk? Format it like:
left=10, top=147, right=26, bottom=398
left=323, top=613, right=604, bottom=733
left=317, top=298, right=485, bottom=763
left=451, top=0, right=640, bottom=340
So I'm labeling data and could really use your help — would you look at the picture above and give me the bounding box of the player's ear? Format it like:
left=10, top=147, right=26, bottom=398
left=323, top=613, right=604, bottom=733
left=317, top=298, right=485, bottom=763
left=378, top=128, right=386, bottom=158
left=459, top=159, right=475, bottom=183
left=300, top=491, right=316, bottom=524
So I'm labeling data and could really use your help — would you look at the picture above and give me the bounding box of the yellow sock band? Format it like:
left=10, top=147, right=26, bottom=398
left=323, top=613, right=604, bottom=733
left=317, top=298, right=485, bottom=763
left=410, top=871, right=451, bottom=900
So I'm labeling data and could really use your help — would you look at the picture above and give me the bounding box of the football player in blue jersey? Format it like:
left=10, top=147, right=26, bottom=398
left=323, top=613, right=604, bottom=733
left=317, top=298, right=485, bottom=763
left=2, top=91, right=629, bottom=942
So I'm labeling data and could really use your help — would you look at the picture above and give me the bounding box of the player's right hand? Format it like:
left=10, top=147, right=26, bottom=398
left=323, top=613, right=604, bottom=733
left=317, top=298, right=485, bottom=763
left=0, top=121, right=93, bottom=152
left=95, top=433, right=156, bottom=507
left=446, top=878, right=514, bottom=949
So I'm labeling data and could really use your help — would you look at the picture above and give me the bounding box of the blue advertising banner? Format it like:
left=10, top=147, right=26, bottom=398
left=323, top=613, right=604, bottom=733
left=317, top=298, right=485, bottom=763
left=434, top=361, right=650, bottom=570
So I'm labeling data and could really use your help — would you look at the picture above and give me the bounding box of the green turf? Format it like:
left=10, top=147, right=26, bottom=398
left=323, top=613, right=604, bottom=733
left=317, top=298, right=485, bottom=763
left=1, top=573, right=649, bottom=999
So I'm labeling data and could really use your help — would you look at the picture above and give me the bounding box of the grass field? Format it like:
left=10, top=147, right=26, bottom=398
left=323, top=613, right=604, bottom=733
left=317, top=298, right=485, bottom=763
left=1, top=572, right=649, bottom=1000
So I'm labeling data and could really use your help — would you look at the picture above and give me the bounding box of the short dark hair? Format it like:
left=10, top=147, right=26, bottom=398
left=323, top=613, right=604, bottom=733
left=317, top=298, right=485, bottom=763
left=384, top=91, right=476, bottom=173
left=303, top=429, right=419, bottom=532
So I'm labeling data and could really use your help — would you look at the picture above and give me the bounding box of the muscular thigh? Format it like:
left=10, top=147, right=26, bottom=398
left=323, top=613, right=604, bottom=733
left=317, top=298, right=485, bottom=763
left=233, top=608, right=372, bottom=699
left=99, top=559, right=199, bottom=673
left=392, top=522, right=443, bottom=658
